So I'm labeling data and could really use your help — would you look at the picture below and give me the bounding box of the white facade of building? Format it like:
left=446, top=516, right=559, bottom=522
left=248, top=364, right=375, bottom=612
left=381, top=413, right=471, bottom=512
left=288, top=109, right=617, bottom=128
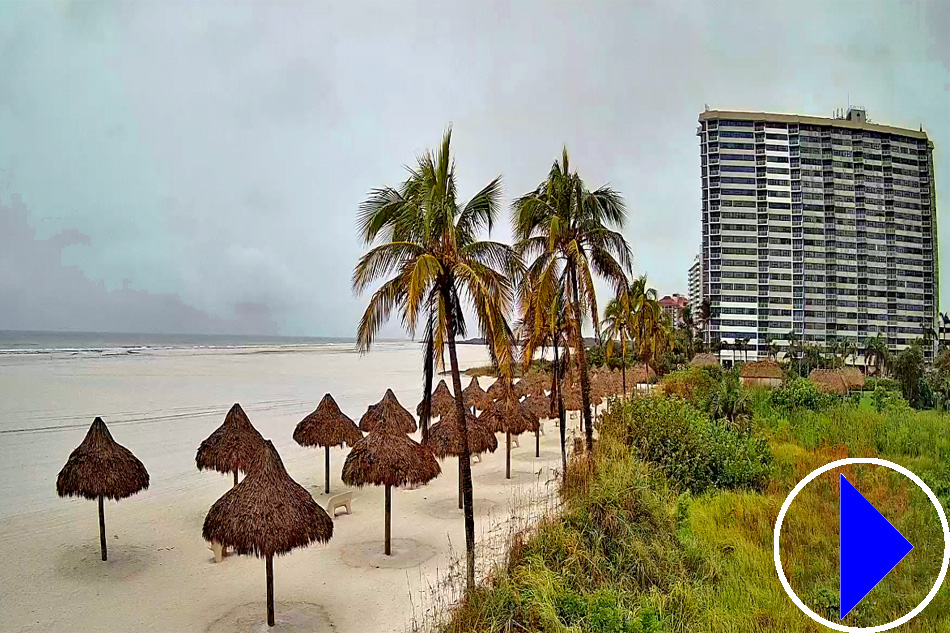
left=698, top=108, right=938, bottom=364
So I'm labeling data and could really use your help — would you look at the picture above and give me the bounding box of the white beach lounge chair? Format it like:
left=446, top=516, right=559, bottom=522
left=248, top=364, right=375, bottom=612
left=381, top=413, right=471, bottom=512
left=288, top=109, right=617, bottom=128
left=328, top=491, right=352, bottom=517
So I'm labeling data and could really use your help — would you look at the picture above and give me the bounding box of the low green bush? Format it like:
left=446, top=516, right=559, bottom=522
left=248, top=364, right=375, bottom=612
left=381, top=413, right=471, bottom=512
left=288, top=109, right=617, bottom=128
left=871, top=385, right=911, bottom=413
left=769, top=377, right=835, bottom=411
left=599, top=395, right=772, bottom=494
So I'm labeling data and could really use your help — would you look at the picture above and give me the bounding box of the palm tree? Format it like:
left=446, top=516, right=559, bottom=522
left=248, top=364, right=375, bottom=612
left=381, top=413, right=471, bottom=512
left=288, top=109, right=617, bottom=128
left=698, top=297, right=712, bottom=343
left=353, top=128, right=519, bottom=593
left=680, top=305, right=695, bottom=359
left=628, top=275, right=661, bottom=373
left=864, top=334, right=889, bottom=376
left=513, top=148, right=632, bottom=453
left=767, top=338, right=780, bottom=362
left=940, top=312, right=950, bottom=349
left=602, top=290, right=633, bottom=395
left=519, top=275, right=572, bottom=485
left=733, top=336, right=749, bottom=364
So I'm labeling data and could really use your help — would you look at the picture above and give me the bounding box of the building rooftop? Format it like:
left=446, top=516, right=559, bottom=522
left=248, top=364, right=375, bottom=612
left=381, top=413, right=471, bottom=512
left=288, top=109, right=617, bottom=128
left=699, top=109, right=929, bottom=140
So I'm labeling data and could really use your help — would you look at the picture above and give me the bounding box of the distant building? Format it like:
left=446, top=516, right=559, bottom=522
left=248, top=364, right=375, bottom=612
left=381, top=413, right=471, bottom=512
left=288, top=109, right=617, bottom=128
left=698, top=107, right=938, bottom=364
left=659, top=294, right=689, bottom=325
left=688, top=253, right=703, bottom=313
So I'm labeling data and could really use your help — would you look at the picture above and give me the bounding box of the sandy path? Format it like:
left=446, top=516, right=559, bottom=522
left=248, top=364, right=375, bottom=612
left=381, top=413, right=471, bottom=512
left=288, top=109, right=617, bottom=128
left=0, top=357, right=583, bottom=632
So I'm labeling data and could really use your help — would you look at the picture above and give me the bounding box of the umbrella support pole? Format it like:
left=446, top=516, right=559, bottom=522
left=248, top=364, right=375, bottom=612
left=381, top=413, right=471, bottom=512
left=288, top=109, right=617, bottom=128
left=98, top=495, right=107, bottom=562
left=535, top=429, right=540, bottom=458
left=325, top=445, right=331, bottom=495
left=384, top=484, right=392, bottom=556
left=233, top=470, right=238, bottom=487
left=506, top=432, right=511, bottom=479
left=266, top=554, right=275, bottom=627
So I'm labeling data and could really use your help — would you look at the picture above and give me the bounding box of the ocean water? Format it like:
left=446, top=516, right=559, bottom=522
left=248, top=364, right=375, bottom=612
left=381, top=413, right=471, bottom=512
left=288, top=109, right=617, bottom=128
left=0, top=330, right=490, bottom=518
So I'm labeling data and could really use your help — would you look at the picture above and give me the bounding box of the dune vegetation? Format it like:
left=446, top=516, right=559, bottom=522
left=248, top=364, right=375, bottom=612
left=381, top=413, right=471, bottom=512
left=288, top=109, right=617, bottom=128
left=440, top=368, right=950, bottom=633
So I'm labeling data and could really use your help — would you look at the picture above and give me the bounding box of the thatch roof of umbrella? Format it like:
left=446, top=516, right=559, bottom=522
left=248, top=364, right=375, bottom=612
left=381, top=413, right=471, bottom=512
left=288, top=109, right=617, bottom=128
left=841, top=367, right=866, bottom=390
left=479, top=395, right=537, bottom=436
left=462, top=376, right=490, bottom=410
left=360, top=389, right=417, bottom=434
left=515, top=373, right=548, bottom=398
left=342, top=429, right=440, bottom=488
left=561, top=385, right=584, bottom=411
left=293, top=394, right=363, bottom=448
left=57, top=417, right=150, bottom=501
left=416, top=380, right=456, bottom=418
left=739, top=360, right=784, bottom=380
left=521, top=394, right=552, bottom=420
left=628, top=364, right=657, bottom=385
left=203, top=440, right=333, bottom=557
left=485, top=377, right=511, bottom=402
left=425, top=409, right=498, bottom=458
left=196, top=403, right=265, bottom=476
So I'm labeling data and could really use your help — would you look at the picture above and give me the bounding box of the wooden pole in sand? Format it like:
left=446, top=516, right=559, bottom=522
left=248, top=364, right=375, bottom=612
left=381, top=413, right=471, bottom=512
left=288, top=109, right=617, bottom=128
left=233, top=470, right=238, bottom=487
left=384, top=484, right=392, bottom=556
left=505, top=431, right=511, bottom=479
left=325, top=445, right=331, bottom=495
left=266, top=554, right=275, bottom=627
left=535, top=428, right=540, bottom=458
left=98, top=495, right=107, bottom=561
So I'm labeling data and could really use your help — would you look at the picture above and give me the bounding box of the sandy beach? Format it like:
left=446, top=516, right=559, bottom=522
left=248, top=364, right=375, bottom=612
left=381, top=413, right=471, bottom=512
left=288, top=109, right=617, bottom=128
left=0, top=341, right=572, bottom=633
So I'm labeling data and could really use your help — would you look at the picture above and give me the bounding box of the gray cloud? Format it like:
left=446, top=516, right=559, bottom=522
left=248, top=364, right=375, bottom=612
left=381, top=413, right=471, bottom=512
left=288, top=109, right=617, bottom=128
left=0, top=0, right=947, bottom=336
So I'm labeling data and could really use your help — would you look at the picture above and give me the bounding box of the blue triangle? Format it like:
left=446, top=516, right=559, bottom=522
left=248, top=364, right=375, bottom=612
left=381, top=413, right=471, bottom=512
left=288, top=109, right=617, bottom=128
left=840, top=474, right=914, bottom=620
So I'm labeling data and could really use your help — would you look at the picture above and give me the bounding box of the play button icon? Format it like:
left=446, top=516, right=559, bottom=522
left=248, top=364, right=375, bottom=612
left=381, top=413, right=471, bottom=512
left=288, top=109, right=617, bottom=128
left=840, top=474, right=914, bottom=620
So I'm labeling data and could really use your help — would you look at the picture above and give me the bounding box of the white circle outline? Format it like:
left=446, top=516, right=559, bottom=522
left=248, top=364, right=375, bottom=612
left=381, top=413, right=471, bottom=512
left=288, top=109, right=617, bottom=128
left=773, top=457, right=950, bottom=632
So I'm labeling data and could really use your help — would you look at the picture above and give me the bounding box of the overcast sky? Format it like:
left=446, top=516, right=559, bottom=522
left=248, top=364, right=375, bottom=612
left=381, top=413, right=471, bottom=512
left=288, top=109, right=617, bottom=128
left=1, top=0, right=947, bottom=338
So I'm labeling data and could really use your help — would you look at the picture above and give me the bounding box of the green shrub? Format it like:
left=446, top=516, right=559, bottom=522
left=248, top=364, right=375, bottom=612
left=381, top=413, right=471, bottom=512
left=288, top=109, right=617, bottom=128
left=599, top=395, right=772, bottom=493
left=871, top=385, right=911, bottom=413
left=770, top=377, right=830, bottom=411
left=865, top=376, right=900, bottom=393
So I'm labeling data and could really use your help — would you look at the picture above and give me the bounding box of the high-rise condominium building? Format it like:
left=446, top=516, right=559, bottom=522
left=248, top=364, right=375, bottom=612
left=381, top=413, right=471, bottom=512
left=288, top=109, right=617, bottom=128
left=688, top=253, right=703, bottom=313
left=698, top=107, right=938, bottom=364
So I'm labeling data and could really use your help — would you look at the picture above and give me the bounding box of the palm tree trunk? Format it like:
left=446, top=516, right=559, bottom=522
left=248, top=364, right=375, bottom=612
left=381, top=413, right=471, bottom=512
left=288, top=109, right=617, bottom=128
left=384, top=484, right=391, bottom=556
left=568, top=261, right=594, bottom=453
left=553, top=339, right=567, bottom=487
left=442, top=286, right=476, bottom=595
left=98, top=495, right=107, bottom=562
left=458, top=458, right=463, bottom=510
left=420, top=336, right=434, bottom=445
left=621, top=337, right=627, bottom=397
left=325, top=445, right=331, bottom=495
left=266, top=554, right=275, bottom=627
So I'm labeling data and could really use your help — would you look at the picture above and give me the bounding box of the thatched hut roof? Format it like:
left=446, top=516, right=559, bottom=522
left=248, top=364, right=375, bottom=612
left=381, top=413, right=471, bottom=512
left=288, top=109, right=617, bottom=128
left=479, top=395, right=537, bottom=435
left=462, top=376, right=491, bottom=410
left=342, top=429, right=440, bottom=488
left=690, top=353, right=720, bottom=368
left=809, top=369, right=856, bottom=395
left=416, top=380, right=456, bottom=418
left=627, top=364, right=657, bottom=385
left=739, top=361, right=784, bottom=380
left=360, top=389, right=417, bottom=434
left=57, top=417, right=150, bottom=501
left=424, top=410, right=498, bottom=458
left=196, top=403, right=265, bottom=476
left=202, top=440, right=333, bottom=558
left=293, top=394, right=363, bottom=449
left=841, top=367, right=866, bottom=390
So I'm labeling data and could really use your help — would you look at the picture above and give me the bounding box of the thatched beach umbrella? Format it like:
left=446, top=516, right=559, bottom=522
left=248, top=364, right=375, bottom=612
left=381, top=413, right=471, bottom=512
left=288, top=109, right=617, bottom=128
left=462, top=376, right=490, bottom=411
left=203, top=440, right=333, bottom=627
left=56, top=417, right=149, bottom=561
left=426, top=409, right=498, bottom=508
left=360, top=389, right=417, bottom=434
left=480, top=395, right=537, bottom=479
left=485, top=377, right=510, bottom=402
left=293, top=394, right=363, bottom=494
left=515, top=373, right=547, bottom=398
left=416, top=379, right=456, bottom=419
left=196, top=403, right=265, bottom=487
left=520, top=393, right=551, bottom=458
left=343, top=401, right=440, bottom=555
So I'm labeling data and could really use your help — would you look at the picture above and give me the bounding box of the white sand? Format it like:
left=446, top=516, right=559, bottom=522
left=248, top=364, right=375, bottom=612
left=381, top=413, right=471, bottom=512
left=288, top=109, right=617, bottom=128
left=0, top=342, right=578, bottom=633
